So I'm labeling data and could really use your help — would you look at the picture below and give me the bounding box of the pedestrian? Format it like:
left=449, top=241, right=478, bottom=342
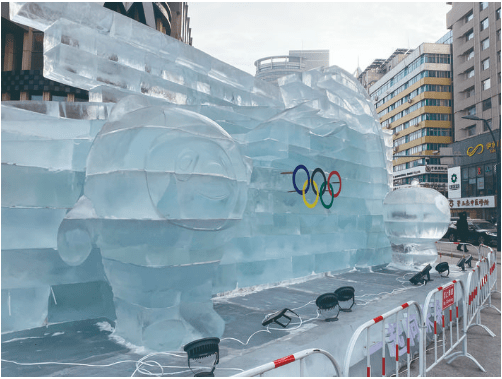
left=456, top=212, right=469, bottom=252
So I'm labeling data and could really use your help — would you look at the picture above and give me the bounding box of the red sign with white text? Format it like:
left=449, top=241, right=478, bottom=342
left=442, top=284, right=455, bottom=310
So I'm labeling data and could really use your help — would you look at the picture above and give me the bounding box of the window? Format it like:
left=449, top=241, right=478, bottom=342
left=480, top=2, right=488, bottom=11
left=467, top=125, right=476, bottom=136
left=466, top=11, right=474, bottom=22
left=466, top=49, right=475, bottom=61
left=481, top=38, right=489, bottom=50
left=483, top=98, right=492, bottom=111
left=483, top=119, right=493, bottom=132
left=482, top=58, right=490, bottom=70
left=497, top=8, right=501, bottom=20
left=467, top=105, right=476, bottom=116
left=465, top=86, right=475, bottom=98
left=482, top=78, right=491, bottom=90
left=466, top=68, right=475, bottom=79
left=466, top=30, right=474, bottom=41
left=480, top=18, right=489, bottom=31
left=31, top=31, right=44, bottom=70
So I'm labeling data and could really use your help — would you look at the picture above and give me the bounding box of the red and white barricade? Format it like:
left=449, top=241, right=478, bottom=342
left=421, top=279, right=485, bottom=374
left=233, top=348, right=341, bottom=377
left=343, top=301, right=424, bottom=377
left=465, top=255, right=497, bottom=337
left=478, top=244, right=501, bottom=315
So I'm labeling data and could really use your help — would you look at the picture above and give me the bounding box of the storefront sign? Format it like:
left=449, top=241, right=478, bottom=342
left=466, top=141, right=499, bottom=158
left=448, top=195, right=495, bottom=209
left=447, top=166, right=461, bottom=199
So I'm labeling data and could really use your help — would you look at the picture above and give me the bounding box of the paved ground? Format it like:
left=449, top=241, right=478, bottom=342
left=414, top=241, right=501, bottom=377
left=2, top=240, right=499, bottom=377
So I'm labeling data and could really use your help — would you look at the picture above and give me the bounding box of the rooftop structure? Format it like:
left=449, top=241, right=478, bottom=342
left=255, top=49, right=329, bottom=85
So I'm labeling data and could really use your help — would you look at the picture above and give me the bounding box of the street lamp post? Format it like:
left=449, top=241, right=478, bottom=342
left=462, top=115, right=501, bottom=251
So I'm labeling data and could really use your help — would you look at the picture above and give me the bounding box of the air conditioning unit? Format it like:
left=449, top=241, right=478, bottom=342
left=393, top=146, right=399, bottom=153
left=408, top=99, right=413, bottom=104
left=374, top=96, right=379, bottom=101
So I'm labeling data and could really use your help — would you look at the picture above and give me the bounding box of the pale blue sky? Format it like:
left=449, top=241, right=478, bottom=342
left=189, top=2, right=452, bottom=76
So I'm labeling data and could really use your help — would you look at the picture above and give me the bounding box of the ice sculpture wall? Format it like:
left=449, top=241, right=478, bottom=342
left=4, top=2, right=394, bottom=350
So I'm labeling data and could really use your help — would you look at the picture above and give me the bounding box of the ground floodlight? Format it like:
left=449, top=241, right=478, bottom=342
left=261, top=308, right=299, bottom=328
left=409, top=264, right=433, bottom=285
left=465, top=255, right=473, bottom=268
left=316, top=293, right=340, bottom=321
left=435, top=262, right=449, bottom=277
left=409, top=272, right=426, bottom=285
left=334, top=286, right=355, bottom=312
left=183, top=337, right=220, bottom=377
left=421, top=264, right=433, bottom=282
left=457, top=257, right=466, bottom=271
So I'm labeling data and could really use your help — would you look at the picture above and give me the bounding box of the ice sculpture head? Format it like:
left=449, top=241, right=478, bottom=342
left=58, top=96, right=252, bottom=266
left=383, top=186, right=450, bottom=267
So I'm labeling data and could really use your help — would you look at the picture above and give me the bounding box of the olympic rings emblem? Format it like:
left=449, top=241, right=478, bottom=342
left=291, top=165, right=342, bottom=209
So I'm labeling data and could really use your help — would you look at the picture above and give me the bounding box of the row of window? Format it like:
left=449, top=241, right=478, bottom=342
left=395, top=143, right=449, bottom=157
left=394, top=174, right=448, bottom=186
left=393, top=127, right=451, bottom=147
left=393, top=158, right=442, bottom=172
left=393, top=113, right=452, bottom=134
left=461, top=163, right=497, bottom=198
left=371, top=54, right=450, bottom=100
left=375, top=70, right=451, bottom=107
left=465, top=118, right=494, bottom=137
left=382, top=98, right=451, bottom=127
left=377, top=84, right=451, bottom=117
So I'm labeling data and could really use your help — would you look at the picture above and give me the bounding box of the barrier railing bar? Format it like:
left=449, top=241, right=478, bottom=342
left=232, top=348, right=341, bottom=377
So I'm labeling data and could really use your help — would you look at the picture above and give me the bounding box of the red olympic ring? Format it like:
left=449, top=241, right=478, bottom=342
left=327, top=170, right=342, bottom=198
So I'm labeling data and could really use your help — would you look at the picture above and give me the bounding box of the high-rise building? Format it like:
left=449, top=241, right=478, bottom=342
left=443, top=2, right=500, bottom=221
left=365, top=43, right=453, bottom=195
left=255, top=49, right=329, bottom=85
left=1, top=2, right=192, bottom=102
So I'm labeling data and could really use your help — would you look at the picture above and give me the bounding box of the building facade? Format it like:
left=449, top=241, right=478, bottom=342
left=1, top=2, right=192, bottom=102
left=255, top=49, right=329, bottom=85
left=365, top=43, right=453, bottom=195
left=444, top=2, right=501, bottom=220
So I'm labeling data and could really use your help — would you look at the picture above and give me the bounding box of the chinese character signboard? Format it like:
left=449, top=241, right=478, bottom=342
left=448, top=195, right=495, bottom=209
left=448, top=166, right=461, bottom=198
left=442, top=285, right=455, bottom=310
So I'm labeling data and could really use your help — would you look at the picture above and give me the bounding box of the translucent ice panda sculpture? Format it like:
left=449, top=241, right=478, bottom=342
left=57, top=96, right=251, bottom=351
left=383, top=181, right=450, bottom=268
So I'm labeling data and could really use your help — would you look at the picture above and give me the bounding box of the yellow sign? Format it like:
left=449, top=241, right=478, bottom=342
left=467, top=144, right=483, bottom=157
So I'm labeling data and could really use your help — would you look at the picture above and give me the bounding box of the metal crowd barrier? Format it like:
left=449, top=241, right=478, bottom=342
left=420, top=279, right=485, bottom=374
left=342, top=301, right=424, bottom=377
left=465, top=252, right=498, bottom=337
left=233, top=348, right=341, bottom=377
left=479, top=244, right=501, bottom=315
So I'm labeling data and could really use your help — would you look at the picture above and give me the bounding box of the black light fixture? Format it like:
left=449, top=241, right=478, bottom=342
left=316, top=293, right=340, bottom=321
left=183, top=337, right=220, bottom=377
left=334, top=286, right=355, bottom=312
left=435, top=262, right=449, bottom=277
left=409, top=264, right=433, bottom=285
left=457, top=257, right=466, bottom=271
left=261, top=308, right=299, bottom=328
left=421, top=264, right=433, bottom=282
left=465, top=255, right=473, bottom=268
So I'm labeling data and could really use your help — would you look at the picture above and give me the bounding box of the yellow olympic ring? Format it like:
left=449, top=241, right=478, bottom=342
left=467, top=144, right=484, bottom=157
left=302, top=179, right=319, bottom=209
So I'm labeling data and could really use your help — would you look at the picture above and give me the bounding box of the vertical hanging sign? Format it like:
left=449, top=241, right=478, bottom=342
left=448, top=166, right=461, bottom=199
left=442, top=284, right=455, bottom=310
